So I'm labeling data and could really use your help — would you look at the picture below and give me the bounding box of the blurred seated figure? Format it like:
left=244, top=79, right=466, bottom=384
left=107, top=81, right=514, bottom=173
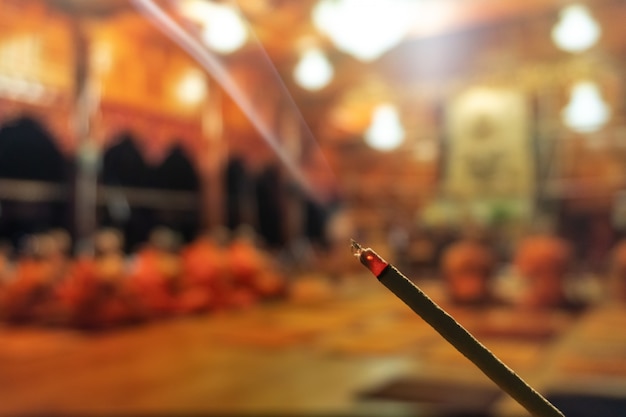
left=228, top=225, right=286, bottom=306
left=514, top=234, right=578, bottom=310
left=441, top=240, right=495, bottom=306
left=609, top=240, right=626, bottom=303
left=0, top=233, right=67, bottom=324
left=46, top=229, right=72, bottom=283
left=0, top=225, right=288, bottom=328
left=57, top=229, right=141, bottom=329
left=178, top=228, right=230, bottom=313
left=0, top=241, right=13, bottom=311
left=93, top=229, right=129, bottom=290
left=0, top=240, right=12, bottom=284
left=127, top=227, right=183, bottom=319
left=179, top=226, right=286, bottom=312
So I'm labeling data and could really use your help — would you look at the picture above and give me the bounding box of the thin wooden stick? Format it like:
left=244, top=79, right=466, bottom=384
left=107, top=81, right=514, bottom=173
left=351, top=240, right=564, bottom=417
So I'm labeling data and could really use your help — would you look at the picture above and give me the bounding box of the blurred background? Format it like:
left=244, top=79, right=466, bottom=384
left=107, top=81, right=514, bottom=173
left=1, top=0, right=626, bottom=416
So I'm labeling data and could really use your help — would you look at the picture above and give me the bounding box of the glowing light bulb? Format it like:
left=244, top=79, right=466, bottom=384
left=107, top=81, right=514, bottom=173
left=562, top=81, right=610, bottom=133
left=313, top=0, right=415, bottom=61
left=293, top=48, right=334, bottom=91
left=552, top=4, right=600, bottom=53
left=179, top=0, right=248, bottom=54
left=176, top=68, right=207, bottom=105
left=365, top=104, right=405, bottom=151
left=178, top=0, right=210, bottom=19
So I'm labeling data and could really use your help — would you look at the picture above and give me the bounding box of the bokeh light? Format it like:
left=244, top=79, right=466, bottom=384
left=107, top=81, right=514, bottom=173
left=364, top=103, right=405, bottom=151
left=293, top=47, right=334, bottom=91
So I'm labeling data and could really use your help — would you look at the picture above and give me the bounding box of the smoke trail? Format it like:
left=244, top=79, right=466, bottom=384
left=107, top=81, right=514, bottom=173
left=131, top=0, right=335, bottom=203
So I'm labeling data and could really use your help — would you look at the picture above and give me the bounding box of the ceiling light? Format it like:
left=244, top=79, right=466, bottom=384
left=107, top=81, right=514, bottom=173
left=365, top=103, right=405, bottom=151
left=293, top=47, right=334, bottom=91
left=178, top=0, right=248, bottom=54
left=552, top=4, right=600, bottom=53
left=562, top=81, right=610, bottom=133
left=176, top=68, right=207, bottom=105
left=313, top=0, right=415, bottom=61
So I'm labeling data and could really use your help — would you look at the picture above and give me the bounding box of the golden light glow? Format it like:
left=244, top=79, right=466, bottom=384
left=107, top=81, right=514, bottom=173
left=552, top=4, right=601, bottom=53
left=562, top=81, right=610, bottom=133
left=175, top=68, right=208, bottom=106
left=364, top=103, right=405, bottom=151
left=312, top=0, right=415, bottom=61
left=178, top=0, right=248, bottom=54
left=293, top=47, right=334, bottom=91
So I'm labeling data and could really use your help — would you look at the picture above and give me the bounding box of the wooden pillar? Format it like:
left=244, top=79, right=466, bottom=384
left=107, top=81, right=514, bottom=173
left=70, top=18, right=99, bottom=254
left=239, top=157, right=258, bottom=230
left=278, top=105, right=304, bottom=245
left=201, top=80, right=226, bottom=231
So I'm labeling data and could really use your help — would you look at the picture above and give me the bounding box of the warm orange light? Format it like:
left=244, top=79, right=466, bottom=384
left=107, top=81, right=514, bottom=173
left=351, top=240, right=389, bottom=277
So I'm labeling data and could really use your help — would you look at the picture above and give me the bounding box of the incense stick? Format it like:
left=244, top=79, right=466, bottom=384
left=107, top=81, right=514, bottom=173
left=351, top=239, right=564, bottom=417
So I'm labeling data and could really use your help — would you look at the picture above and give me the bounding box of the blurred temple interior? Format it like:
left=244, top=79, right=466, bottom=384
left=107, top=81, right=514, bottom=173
left=1, top=0, right=626, bottom=416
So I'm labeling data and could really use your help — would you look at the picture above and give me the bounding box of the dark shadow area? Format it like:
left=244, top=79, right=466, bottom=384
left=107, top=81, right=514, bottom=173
left=255, top=164, right=284, bottom=247
left=0, top=117, right=66, bottom=182
left=225, top=157, right=249, bottom=231
left=99, top=135, right=200, bottom=251
left=547, top=393, right=626, bottom=417
left=150, top=145, right=200, bottom=191
left=101, top=134, right=151, bottom=188
left=0, top=117, right=70, bottom=247
left=358, top=376, right=501, bottom=417
left=304, top=197, right=330, bottom=249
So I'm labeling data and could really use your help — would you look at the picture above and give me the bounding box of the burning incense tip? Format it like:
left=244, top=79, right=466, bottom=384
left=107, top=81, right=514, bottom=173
left=350, top=240, right=389, bottom=277
left=350, top=239, right=363, bottom=257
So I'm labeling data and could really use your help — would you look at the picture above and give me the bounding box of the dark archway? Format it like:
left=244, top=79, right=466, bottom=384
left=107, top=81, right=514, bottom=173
left=99, top=134, right=151, bottom=251
left=149, top=145, right=201, bottom=243
left=224, top=157, right=250, bottom=231
left=150, top=145, right=200, bottom=191
left=303, top=197, right=330, bottom=249
left=255, top=164, right=285, bottom=247
left=0, top=117, right=70, bottom=248
left=101, top=133, right=151, bottom=188
left=0, top=117, right=67, bottom=181
left=99, top=135, right=201, bottom=251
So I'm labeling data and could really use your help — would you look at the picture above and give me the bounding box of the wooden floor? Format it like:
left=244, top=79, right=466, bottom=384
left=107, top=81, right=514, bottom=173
left=1, top=277, right=626, bottom=417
